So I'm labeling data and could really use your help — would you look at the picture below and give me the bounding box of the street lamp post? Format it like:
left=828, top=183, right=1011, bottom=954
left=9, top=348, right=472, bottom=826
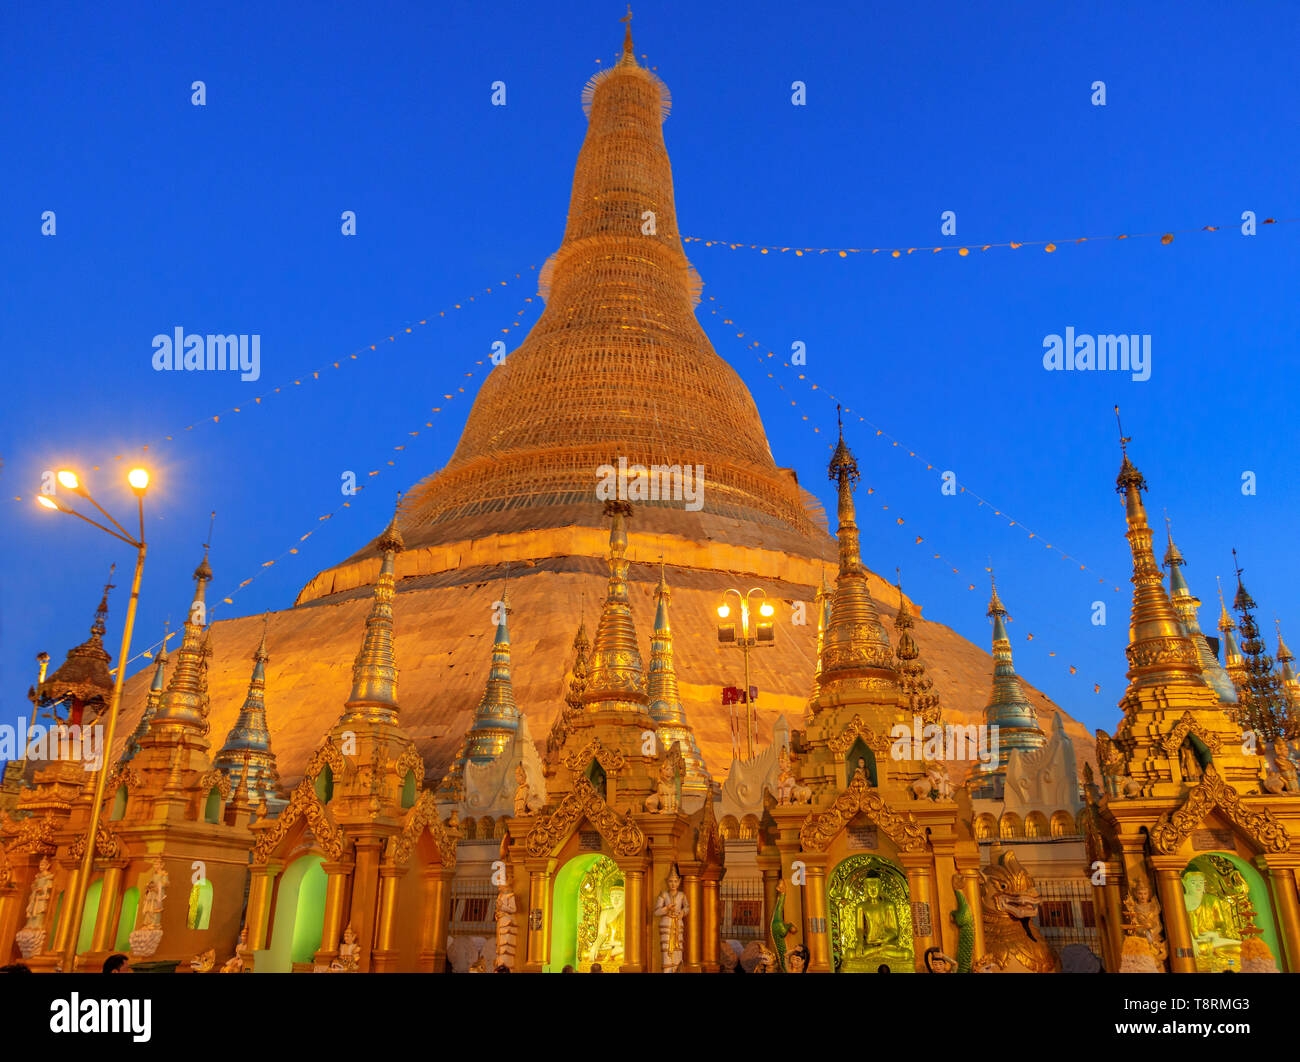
left=38, top=467, right=149, bottom=972
left=716, top=587, right=775, bottom=761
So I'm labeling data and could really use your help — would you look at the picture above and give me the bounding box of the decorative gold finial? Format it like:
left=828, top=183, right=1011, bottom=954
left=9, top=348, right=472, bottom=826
left=1114, top=407, right=1146, bottom=494
left=619, top=5, right=635, bottom=64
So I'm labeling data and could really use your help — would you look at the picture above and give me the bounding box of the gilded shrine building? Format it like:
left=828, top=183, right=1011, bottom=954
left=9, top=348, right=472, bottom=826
left=6, top=17, right=1298, bottom=977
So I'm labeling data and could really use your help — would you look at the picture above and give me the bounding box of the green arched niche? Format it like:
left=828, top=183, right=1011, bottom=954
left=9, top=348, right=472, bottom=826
left=262, top=854, right=327, bottom=972
left=1182, top=852, right=1281, bottom=972
left=548, top=853, right=624, bottom=972
left=114, top=886, right=139, bottom=952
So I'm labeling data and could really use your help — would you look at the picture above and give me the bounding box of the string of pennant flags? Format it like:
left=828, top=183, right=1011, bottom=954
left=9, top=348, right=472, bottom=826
left=208, top=297, right=542, bottom=612
left=704, top=295, right=1111, bottom=695
left=8, top=266, right=541, bottom=506
left=683, top=212, right=1295, bottom=260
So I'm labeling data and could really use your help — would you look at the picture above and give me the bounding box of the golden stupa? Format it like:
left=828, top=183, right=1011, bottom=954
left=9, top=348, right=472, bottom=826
left=109, top=19, right=1090, bottom=792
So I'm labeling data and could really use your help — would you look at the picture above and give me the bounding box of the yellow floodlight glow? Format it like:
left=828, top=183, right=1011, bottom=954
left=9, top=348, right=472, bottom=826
left=36, top=495, right=58, bottom=510
left=128, top=468, right=150, bottom=490
left=57, top=470, right=79, bottom=490
left=716, top=604, right=731, bottom=619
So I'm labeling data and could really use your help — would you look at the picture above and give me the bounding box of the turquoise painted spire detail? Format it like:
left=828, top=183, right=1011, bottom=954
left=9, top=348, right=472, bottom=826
left=462, top=587, right=522, bottom=765
left=213, top=615, right=282, bottom=804
left=983, top=571, right=1044, bottom=771
left=1163, top=515, right=1237, bottom=704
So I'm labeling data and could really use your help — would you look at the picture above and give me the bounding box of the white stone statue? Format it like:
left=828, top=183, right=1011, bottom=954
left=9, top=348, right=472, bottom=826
left=644, top=757, right=680, bottom=814
left=15, top=856, right=55, bottom=958
left=139, top=855, right=169, bottom=928
left=494, top=879, right=518, bottom=970
left=652, top=866, right=690, bottom=973
left=331, top=923, right=360, bottom=972
left=776, top=747, right=813, bottom=804
left=221, top=927, right=252, bottom=973
left=129, top=855, right=169, bottom=958
left=512, top=762, right=542, bottom=817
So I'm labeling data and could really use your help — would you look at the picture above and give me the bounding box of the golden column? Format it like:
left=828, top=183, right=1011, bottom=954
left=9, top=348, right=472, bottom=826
left=370, top=864, right=403, bottom=972
left=245, top=863, right=280, bottom=952
left=1154, top=866, right=1196, bottom=972
left=425, top=866, right=454, bottom=971
left=957, top=868, right=986, bottom=961
left=89, top=862, right=126, bottom=953
left=901, top=855, right=936, bottom=970
left=1265, top=865, right=1300, bottom=973
left=50, top=860, right=83, bottom=966
left=680, top=860, right=703, bottom=972
left=348, top=836, right=384, bottom=971
left=525, top=863, right=549, bottom=971
left=318, top=860, right=352, bottom=961
left=622, top=865, right=646, bottom=972
left=1100, top=862, right=1127, bottom=971
left=701, top=869, right=721, bottom=971
left=801, top=860, right=832, bottom=973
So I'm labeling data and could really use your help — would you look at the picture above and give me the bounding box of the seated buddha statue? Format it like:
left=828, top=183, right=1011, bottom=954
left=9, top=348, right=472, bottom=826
left=1182, top=871, right=1241, bottom=971
left=587, top=885, right=626, bottom=967
left=845, top=871, right=912, bottom=971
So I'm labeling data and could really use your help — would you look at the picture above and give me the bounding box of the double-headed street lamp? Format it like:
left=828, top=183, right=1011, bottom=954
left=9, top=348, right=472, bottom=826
left=716, top=587, right=775, bottom=762
left=37, top=467, right=149, bottom=972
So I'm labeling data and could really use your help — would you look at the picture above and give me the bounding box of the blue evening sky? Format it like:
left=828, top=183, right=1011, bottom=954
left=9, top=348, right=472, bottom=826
left=2, top=0, right=1296, bottom=742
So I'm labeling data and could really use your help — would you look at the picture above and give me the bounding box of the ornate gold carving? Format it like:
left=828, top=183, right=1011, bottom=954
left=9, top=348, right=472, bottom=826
left=390, top=791, right=457, bottom=869
left=103, top=765, right=143, bottom=795
left=826, top=714, right=891, bottom=756
left=525, top=778, right=644, bottom=858
left=1126, top=637, right=1200, bottom=670
left=1150, top=764, right=1290, bottom=854
left=69, top=820, right=122, bottom=861
left=694, top=794, right=720, bottom=862
left=799, top=770, right=926, bottom=853
left=2, top=811, right=58, bottom=856
left=1160, top=711, right=1224, bottom=757
left=305, top=741, right=347, bottom=782
left=393, top=746, right=425, bottom=791
left=0, top=843, right=14, bottom=889
left=562, top=739, right=627, bottom=777
left=252, top=779, right=345, bottom=864
left=197, top=768, right=232, bottom=801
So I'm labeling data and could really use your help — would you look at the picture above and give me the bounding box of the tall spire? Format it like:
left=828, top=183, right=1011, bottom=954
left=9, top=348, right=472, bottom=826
left=121, top=626, right=169, bottom=763
left=619, top=4, right=636, bottom=66
left=462, top=588, right=522, bottom=763
left=583, top=501, right=648, bottom=709
left=341, top=508, right=404, bottom=723
left=983, top=569, right=1044, bottom=770
left=894, top=571, right=940, bottom=725
left=1229, top=550, right=1295, bottom=741
left=646, top=563, right=710, bottom=800
left=818, top=416, right=895, bottom=684
left=213, top=615, right=282, bottom=804
left=1217, top=576, right=1247, bottom=690
left=1112, top=410, right=1203, bottom=694
left=148, top=546, right=214, bottom=738
left=1163, top=514, right=1238, bottom=704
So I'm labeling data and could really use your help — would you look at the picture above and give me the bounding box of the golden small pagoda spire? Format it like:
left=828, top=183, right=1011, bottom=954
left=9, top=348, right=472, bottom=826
left=148, top=545, right=215, bottom=738
left=806, top=570, right=834, bottom=712
left=1217, top=576, right=1247, bottom=690
left=894, top=569, right=940, bottom=725
left=341, top=505, right=404, bottom=723
left=646, top=561, right=711, bottom=799
left=1112, top=409, right=1203, bottom=694
left=583, top=500, right=648, bottom=708
left=818, top=411, right=895, bottom=683
left=1276, top=619, right=1300, bottom=710
left=120, top=623, right=170, bottom=764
